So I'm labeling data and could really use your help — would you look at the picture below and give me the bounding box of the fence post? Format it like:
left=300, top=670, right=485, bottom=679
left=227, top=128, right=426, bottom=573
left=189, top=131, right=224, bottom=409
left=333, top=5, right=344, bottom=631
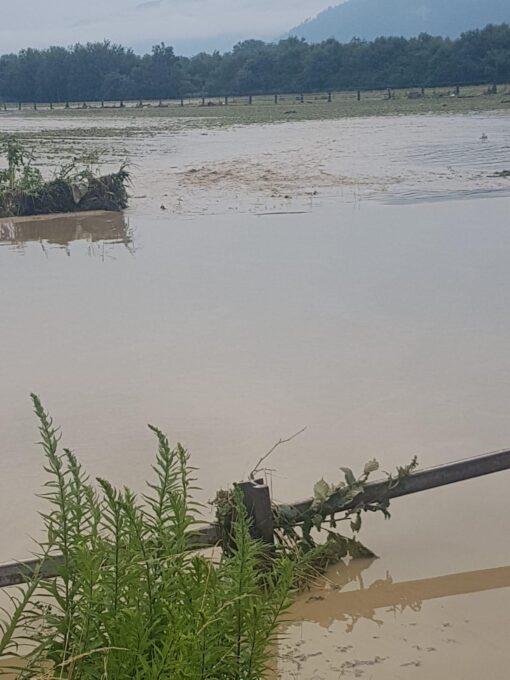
left=274, top=94, right=278, bottom=104
left=328, top=91, right=332, bottom=103
left=248, top=95, right=253, bottom=105
left=357, top=90, right=361, bottom=101
left=238, top=480, right=274, bottom=544
left=455, top=84, right=460, bottom=96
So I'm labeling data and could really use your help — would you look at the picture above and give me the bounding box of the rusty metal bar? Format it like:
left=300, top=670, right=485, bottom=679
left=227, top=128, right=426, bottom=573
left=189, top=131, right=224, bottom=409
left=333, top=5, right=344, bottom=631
left=288, top=449, right=510, bottom=519
left=2, top=449, right=510, bottom=589
left=0, top=523, right=220, bottom=589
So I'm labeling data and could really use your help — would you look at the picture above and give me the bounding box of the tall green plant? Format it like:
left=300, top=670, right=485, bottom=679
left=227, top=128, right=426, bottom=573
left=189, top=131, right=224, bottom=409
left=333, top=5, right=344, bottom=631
left=0, top=396, right=300, bottom=679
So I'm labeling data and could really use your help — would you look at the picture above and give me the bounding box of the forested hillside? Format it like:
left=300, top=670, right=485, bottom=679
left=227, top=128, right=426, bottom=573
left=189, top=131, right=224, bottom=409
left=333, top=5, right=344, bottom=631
left=289, top=0, right=510, bottom=43
left=0, top=24, right=509, bottom=102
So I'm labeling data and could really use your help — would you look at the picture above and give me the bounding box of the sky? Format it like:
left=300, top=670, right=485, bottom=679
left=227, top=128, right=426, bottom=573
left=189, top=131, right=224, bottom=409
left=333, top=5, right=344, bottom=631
left=0, top=0, right=337, bottom=55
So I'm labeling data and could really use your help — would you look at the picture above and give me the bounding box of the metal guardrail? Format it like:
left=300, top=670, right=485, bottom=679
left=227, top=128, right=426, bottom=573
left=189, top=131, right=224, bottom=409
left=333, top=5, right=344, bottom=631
left=290, top=448, right=510, bottom=517
left=0, top=524, right=220, bottom=589
left=1, top=448, right=510, bottom=589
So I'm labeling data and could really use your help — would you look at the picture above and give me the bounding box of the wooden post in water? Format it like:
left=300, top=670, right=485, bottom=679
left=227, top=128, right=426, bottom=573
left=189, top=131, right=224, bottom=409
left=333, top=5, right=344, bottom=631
left=357, top=90, right=361, bottom=101
left=224, top=95, right=228, bottom=106
left=248, top=95, right=253, bottom=105
left=238, top=479, right=274, bottom=545
left=274, top=94, right=278, bottom=104
left=455, top=84, right=460, bottom=96
left=201, top=96, right=205, bottom=106
left=328, top=91, right=332, bottom=103
left=180, top=98, right=184, bottom=107
left=300, top=93, right=304, bottom=104
left=421, top=86, right=425, bottom=96
left=18, top=102, right=21, bottom=110
left=33, top=102, right=37, bottom=111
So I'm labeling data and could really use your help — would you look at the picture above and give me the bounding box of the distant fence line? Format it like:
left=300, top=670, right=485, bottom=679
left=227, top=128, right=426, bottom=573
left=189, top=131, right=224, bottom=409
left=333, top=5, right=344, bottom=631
left=0, top=80, right=508, bottom=112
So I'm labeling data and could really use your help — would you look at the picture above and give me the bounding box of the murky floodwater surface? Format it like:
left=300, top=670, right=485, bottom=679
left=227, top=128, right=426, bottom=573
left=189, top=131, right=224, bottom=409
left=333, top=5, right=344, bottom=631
left=1, top=111, right=509, bottom=678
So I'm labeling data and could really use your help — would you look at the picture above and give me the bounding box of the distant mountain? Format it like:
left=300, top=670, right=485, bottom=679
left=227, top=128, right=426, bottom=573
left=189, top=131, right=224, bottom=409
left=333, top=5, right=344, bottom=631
left=289, top=0, right=510, bottom=43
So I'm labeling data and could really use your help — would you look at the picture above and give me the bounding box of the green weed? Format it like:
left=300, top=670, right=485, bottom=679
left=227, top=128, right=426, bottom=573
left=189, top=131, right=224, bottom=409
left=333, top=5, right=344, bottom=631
left=0, top=396, right=300, bottom=679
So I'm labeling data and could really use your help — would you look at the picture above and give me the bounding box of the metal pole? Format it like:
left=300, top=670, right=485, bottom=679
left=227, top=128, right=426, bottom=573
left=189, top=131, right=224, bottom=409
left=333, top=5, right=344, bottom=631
left=290, top=449, right=510, bottom=518
left=0, top=523, right=220, bottom=589
left=2, top=449, right=509, bottom=588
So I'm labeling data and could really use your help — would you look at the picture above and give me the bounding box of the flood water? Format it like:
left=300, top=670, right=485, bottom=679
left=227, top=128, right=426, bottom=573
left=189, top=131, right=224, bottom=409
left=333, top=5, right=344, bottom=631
left=1, top=110, right=510, bottom=678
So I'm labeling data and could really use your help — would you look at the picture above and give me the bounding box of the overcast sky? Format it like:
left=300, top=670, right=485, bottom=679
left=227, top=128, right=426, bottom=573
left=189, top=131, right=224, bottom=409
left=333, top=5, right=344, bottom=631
left=0, top=0, right=336, bottom=55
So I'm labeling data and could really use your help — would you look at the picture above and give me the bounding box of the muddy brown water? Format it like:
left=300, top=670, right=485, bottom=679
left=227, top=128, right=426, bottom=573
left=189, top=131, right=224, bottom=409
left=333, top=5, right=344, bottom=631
left=1, top=111, right=510, bottom=678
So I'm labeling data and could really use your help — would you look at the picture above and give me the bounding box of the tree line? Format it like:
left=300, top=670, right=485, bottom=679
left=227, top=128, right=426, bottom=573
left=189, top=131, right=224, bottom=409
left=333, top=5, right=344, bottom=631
left=0, top=23, right=509, bottom=103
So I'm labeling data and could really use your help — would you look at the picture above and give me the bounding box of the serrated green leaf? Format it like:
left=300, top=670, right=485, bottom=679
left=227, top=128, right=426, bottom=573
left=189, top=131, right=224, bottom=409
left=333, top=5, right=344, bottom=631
left=364, top=459, right=379, bottom=476
left=350, top=512, right=362, bottom=533
left=340, top=467, right=356, bottom=486
left=313, top=478, right=330, bottom=501
left=312, top=513, right=323, bottom=531
left=277, top=504, right=298, bottom=523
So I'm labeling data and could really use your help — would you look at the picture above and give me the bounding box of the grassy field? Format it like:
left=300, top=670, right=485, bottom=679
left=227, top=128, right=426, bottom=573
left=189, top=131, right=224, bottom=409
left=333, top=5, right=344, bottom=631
left=1, top=84, right=510, bottom=130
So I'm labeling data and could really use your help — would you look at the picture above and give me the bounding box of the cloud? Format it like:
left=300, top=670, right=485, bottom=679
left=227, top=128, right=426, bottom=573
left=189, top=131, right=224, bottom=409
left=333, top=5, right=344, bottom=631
left=136, top=0, right=163, bottom=9
left=0, top=0, right=335, bottom=55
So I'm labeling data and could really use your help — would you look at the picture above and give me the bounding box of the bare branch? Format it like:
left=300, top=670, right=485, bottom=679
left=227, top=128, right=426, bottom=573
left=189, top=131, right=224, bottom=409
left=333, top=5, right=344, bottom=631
left=249, top=427, right=307, bottom=480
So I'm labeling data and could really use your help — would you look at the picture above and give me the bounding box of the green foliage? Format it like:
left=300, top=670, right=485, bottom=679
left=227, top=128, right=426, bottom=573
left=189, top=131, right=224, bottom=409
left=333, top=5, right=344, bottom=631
left=0, top=137, right=43, bottom=194
left=0, top=137, right=129, bottom=218
left=0, top=396, right=299, bottom=679
left=0, top=25, right=509, bottom=102
left=274, top=456, right=419, bottom=566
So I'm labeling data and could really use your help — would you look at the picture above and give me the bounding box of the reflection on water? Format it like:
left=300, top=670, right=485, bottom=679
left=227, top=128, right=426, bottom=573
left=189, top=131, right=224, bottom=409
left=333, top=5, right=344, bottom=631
left=279, top=559, right=510, bottom=678
left=0, top=211, right=134, bottom=254
left=296, top=560, right=510, bottom=631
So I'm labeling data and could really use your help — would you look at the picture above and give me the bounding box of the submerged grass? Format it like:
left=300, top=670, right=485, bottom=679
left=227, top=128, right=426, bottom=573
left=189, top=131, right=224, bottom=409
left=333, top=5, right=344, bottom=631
left=0, top=396, right=301, bottom=679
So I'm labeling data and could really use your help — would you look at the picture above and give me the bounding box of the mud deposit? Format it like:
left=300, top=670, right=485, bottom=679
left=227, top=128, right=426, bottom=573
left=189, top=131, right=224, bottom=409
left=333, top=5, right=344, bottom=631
left=1, top=110, right=510, bottom=678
